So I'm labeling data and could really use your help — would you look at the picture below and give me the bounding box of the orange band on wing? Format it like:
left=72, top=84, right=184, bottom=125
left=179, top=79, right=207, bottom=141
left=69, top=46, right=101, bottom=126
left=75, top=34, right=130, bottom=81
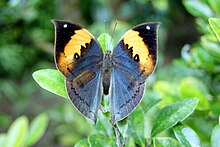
left=122, top=30, right=155, bottom=77
left=64, top=29, right=92, bottom=57
left=57, top=29, right=92, bottom=75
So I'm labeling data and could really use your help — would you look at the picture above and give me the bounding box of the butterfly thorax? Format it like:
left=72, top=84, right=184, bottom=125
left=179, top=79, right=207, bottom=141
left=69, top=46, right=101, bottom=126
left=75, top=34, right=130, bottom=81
left=102, top=50, right=113, bottom=95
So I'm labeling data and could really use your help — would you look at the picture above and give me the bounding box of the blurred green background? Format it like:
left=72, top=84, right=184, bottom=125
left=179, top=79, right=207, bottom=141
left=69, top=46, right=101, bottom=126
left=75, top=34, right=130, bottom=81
left=0, top=0, right=220, bottom=146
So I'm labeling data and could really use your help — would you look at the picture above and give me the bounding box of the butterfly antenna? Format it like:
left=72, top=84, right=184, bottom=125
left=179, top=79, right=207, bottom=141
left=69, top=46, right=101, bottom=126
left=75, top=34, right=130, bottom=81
left=104, top=20, right=111, bottom=50
left=109, top=21, right=117, bottom=50
left=104, top=20, right=109, bottom=34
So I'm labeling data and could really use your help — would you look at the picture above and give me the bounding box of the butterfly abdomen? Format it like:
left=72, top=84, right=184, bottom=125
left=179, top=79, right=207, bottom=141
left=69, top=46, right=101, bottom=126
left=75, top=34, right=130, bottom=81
left=102, top=50, right=113, bottom=95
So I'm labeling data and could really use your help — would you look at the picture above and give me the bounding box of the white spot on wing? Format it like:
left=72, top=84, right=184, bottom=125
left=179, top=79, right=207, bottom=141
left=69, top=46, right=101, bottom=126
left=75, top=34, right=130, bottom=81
left=63, top=24, right=68, bottom=28
left=146, top=25, right=150, bottom=30
left=134, top=55, right=138, bottom=60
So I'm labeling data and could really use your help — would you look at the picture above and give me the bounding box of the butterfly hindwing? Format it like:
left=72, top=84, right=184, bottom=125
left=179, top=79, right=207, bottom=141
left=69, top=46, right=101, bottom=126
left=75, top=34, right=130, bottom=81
left=110, top=67, right=146, bottom=123
left=110, top=23, right=160, bottom=123
left=66, top=69, right=102, bottom=123
left=52, top=20, right=103, bottom=123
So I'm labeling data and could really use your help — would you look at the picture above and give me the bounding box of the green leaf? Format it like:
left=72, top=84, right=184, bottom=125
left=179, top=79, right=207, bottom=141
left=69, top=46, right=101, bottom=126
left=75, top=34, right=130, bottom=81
left=97, top=33, right=115, bottom=53
left=211, top=124, right=220, bottom=147
left=153, top=137, right=182, bottom=147
left=92, top=111, right=113, bottom=137
left=24, top=113, right=49, bottom=146
left=144, top=98, right=161, bottom=113
left=153, top=81, right=177, bottom=107
left=75, top=138, right=90, bottom=147
left=5, top=116, right=28, bottom=147
left=178, top=77, right=209, bottom=110
left=189, top=45, right=215, bottom=71
left=0, top=113, right=12, bottom=127
left=88, top=134, right=116, bottom=147
left=183, top=0, right=213, bottom=19
left=208, top=0, right=220, bottom=15
left=209, top=18, right=220, bottom=42
left=32, top=69, right=68, bottom=98
left=128, top=107, right=145, bottom=146
left=151, top=98, right=198, bottom=137
left=185, top=116, right=215, bottom=141
left=152, top=0, right=169, bottom=11
left=0, top=134, right=6, bottom=147
left=201, top=38, right=220, bottom=61
left=142, top=90, right=162, bottom=113
left=201, top=34, right=219, bottom=43
left=117, top=118, right=128, bottom=139
left=210, top=101, right=220, bottom=116
left=173, top=124, right=200, bottom=147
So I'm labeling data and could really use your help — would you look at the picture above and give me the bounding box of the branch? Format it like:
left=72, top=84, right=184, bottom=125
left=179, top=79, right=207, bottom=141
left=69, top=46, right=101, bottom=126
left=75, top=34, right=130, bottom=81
left=113, top=124, right=121, bottom=147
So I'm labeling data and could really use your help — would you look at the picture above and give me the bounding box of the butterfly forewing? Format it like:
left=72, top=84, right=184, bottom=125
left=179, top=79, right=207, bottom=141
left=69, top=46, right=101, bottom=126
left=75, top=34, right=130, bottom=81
left=52, top=20, right=103, bottom=123
left=110, top=23, right=160, bottom=124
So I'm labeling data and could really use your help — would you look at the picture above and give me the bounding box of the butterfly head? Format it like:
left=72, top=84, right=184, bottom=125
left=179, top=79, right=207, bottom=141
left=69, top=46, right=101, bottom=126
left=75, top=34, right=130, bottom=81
left=104, top=49, right=112, bottom=58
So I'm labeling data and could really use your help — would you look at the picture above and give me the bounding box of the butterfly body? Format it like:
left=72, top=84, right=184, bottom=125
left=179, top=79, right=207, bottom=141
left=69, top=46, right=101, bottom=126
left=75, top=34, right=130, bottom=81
left=102, top=50, right=113, bottom=95
left=52, top=20, right=159, bottom=124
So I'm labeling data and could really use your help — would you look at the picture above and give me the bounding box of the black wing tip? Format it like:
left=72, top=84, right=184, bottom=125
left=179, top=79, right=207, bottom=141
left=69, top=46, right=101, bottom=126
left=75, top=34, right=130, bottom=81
left=51, top=19, right=65, bottom=28
left=136, top=22, right=161, bottom=27
left=50, top=19, right=84, bottom=29
left=133, top=22, right=160, bottom=32
left=51, top=19, right=70, bottom=24
left=51, top=19, right=64, bottom=25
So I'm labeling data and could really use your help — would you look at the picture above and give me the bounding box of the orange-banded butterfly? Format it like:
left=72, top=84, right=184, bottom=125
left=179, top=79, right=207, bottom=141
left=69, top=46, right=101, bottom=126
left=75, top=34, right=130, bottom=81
left=52, top=20, right=160, bottom=124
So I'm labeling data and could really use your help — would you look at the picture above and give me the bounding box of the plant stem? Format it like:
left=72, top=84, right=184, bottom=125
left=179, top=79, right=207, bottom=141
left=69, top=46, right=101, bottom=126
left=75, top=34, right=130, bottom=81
left=113, top=124, right=121, bottom=147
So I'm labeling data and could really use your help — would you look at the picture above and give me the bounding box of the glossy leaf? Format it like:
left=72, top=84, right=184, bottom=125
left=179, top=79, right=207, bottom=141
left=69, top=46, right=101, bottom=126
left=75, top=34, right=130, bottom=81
left=178, top=77, right=209, bottom=110
left=151, top=98, right=198, bottom=137
left=24, top=113, right=49, bottom=146
left=88, top=134, right=116, bottom=147
left=201, top=38, right=220, bottom=61
left=185, top=116, right=216, bottom=141
left=142, top=90, right=161, bottom=113
left=97, top=33, right=115, bottom=53
left=93, top=111, right=113, bottom=137
left=183, top=0, right=213, bottom=19
left=153, top=81, right=177, bottom=107
left=173, top=124, right=200, bottom=147
left=128, top=107, right=145, bottom=146
left=189, top=45, right=215, bottom=71
left=210, top=101, right=220, bottom=116
left=211, top=124, right=220, bottom=147
left=0, top=134, right=6, bottom=147
left=209, top=18, right=220, bottom=42
left=208, top=0, right=220, bottom=15
left=117, top=118, right=128, bottom=139
left=32, top=69, right=68, bottom=98
left=153, top=137, right=182, bottom=147
left=75, top=138, right=90, bottom=147
left=5, top=116, right=28, bottom=147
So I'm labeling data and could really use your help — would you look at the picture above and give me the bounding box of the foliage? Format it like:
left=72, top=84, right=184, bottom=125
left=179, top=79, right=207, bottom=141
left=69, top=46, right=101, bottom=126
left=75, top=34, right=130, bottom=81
left=209, top=18, right=220, bottom=41
left=33, top=68, right=200, bottom=146
left=33, top=69, right=68, bottom=99
left=0, top=113, right=48, bottom=147
left=154, top=0, right=220, bottom=146
left=1, top=0, right=220, bottom=146
left=33, top=30, right=198, bottom=146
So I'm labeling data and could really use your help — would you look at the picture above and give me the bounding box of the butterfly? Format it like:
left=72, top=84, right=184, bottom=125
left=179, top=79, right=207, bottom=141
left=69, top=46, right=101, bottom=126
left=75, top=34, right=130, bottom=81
left=52, top=20, right=159, bottom=124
